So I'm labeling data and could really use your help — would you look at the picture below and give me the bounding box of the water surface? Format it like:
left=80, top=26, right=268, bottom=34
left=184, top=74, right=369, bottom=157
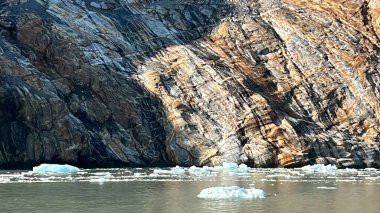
left=1, top=166, right=380, bottom=212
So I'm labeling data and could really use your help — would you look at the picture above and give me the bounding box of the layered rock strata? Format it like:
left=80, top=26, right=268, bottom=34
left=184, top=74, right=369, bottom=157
left=0, top=0, right=380, bottom=168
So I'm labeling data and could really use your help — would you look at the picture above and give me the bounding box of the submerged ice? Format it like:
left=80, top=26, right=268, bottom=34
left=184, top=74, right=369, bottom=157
left=197, top=186, right=267, bottom=199
left=33, top=164, right=80, bottom=175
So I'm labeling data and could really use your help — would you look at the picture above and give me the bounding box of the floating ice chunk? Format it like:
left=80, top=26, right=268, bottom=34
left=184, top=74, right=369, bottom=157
left=341, top=168, right=358, bottom=175
left=197, top=186, right=267, bottom=199
left=213, top=166, right=223, bottom=172
left=89, top=177, right=107, bottom=185
left=133, top=173, right=147, bottom=177
left=301, top=164, right=337, bottom=174
left=89, top=172, right=113, bottom=184
left=364, top=168, right=377, bottom=172
left=238, top=164, right=250, bottom=173
left=153, top=169, right=172, bottom=175
left=153, top=166, right=185, bottom=175
left=33, top=164, right=80, bottom=175
left=222, top=162, right=239, bottom=170
left=0, top=177, right=11, bottom=183
left=365, top=177, right=377, bottom=181
left=317, top=186, right=337, bottom=190
left=94, top=172, right=112, bottom=177
left=189, top=166, right=212, bottom=176
left=189, top=166, right=203, bottom=175
left=189, top=163, right=251, bottom=176
left=93, top=172, right=113, bottom=179
left=171, top=166, right=186, bottom=175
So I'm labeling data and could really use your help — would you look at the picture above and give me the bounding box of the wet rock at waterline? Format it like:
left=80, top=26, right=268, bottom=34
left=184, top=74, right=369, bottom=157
left=1, top=0, right=380, bottom=168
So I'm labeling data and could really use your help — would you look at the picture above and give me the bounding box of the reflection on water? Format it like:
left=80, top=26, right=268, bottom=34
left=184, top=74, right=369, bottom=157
left=1, top=167, right=380, bottom=213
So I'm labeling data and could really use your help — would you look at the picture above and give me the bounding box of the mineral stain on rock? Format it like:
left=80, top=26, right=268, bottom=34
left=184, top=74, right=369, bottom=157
left=0, top=0, right=380, bottom=168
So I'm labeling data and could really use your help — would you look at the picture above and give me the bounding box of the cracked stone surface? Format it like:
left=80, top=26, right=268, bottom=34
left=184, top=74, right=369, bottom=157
left=1, top=0, right=380, bottom=168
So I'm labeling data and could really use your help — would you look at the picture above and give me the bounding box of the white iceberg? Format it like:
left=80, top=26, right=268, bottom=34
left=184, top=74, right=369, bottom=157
left=300, top=164, right=337, bottom=174
left=197, top=186, right=267, bottom=199
left=33, top=164, right=80, bottom=175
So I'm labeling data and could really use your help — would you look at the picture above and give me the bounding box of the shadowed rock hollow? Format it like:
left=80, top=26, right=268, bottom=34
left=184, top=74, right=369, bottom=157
left=1, top=0, right=380, bottom=168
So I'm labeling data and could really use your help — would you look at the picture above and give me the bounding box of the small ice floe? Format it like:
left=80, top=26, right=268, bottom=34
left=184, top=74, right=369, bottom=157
left=317, top=186, right=337, bottom=190
left=365, top=176, right=379, bottom=181
left=133, top=173, right=147, bottom=177
left=223, top=162, right=239, bottom=170
left=197, top=186, right=267, bottom=200
left=222, top=163, right=251, bottom=175
left=171, top=166, right=186, bottom=175
left=89, top=172, right=113, bottom=184
left=189, top=166, right=213, bottom=176
left=340, top=168, right=359, bottom=175
left=153, top=169, right=172, bottom=175
left=237, top=164, right=250, bottom=173
left=0, top=177, right=11, bottom=183
left=89, top=177, right=107, bottom=184
left=153, top=166, right=185, bottom=176
left=300, top=164, right=337, bottom=174
left=33, top=164, right=80, bottom=175
left=266, top=174, right=291, bottom=179
left=93, top=172, right=113, bottom=178
left=188, top=163, right=251, bottom=176
left=364, top=168, right=377, bottom=172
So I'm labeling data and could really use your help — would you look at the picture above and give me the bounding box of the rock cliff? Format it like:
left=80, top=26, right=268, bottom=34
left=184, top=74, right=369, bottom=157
left=1, top=0, right=380, bottom=168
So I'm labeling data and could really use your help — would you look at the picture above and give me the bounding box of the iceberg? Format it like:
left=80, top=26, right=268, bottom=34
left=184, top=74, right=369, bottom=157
left=197, top=186, right=267, bottom=199
left=33, top=164, right=80, bottom=175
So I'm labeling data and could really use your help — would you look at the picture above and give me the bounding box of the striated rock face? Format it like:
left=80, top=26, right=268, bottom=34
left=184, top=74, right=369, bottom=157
left=1, top=0, right=380, bottom=168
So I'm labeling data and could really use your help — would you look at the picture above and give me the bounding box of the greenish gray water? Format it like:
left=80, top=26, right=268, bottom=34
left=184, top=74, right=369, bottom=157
left=1, top=166, right=380, bottom=212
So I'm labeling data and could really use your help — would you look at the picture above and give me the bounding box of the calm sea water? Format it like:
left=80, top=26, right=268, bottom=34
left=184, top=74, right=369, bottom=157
left=1, top=166, right=380, bottom=213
